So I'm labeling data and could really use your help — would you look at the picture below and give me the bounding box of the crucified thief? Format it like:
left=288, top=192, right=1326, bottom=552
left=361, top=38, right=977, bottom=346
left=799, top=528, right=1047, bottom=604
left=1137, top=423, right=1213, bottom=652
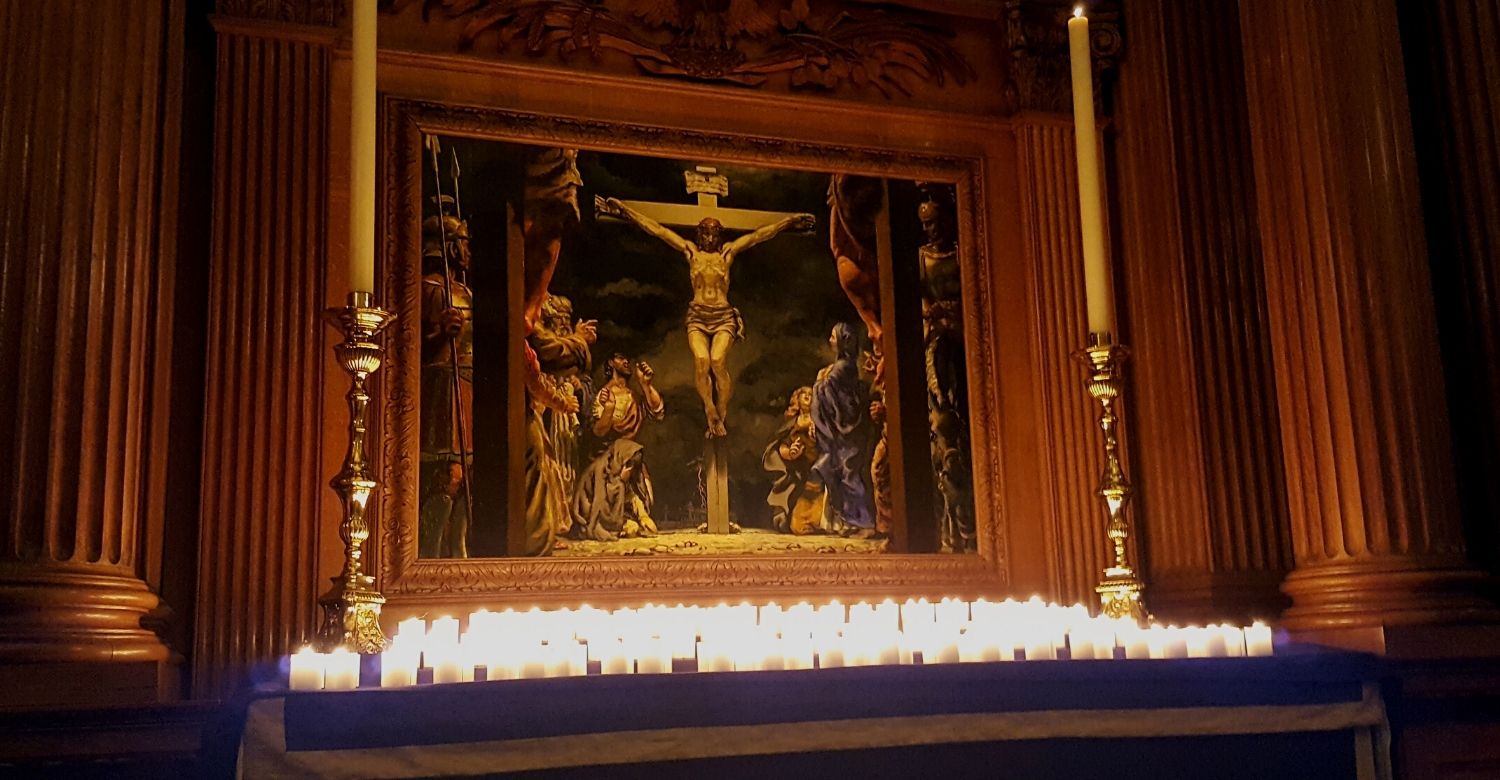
left=596, top=195, right=815, bottom=438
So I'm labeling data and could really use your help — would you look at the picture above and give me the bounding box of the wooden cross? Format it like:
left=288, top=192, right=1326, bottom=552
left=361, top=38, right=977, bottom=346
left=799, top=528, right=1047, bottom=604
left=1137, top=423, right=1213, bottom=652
left=617, top=165, right=799, bottom=230
left=606, top=166, right=803, bottom=535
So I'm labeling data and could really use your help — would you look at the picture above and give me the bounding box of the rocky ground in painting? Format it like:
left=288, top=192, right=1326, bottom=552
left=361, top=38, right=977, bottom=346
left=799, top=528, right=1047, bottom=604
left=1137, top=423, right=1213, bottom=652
left=552, top=528, right=888, bottom=557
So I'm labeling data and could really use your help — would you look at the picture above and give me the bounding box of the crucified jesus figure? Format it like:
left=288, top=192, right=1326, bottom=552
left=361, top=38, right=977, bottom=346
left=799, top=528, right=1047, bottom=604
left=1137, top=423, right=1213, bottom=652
left=597, top=195, right=815, bottom=438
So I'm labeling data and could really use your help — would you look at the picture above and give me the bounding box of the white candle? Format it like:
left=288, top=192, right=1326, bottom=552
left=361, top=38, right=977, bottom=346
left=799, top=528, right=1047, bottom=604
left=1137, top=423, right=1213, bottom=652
left=901, top=599, right=935, bottom=632
left=1023, top=632, right=1057, bottom=661
left=348, top=0, right=377, bottom=293
left=1186, top=627, right=1213, bottom=659
left=815, top=631, right=845, bottom=669
left=486, top=650, right=518, bottom=681
left=758, top=602, right=783, bottom=632
left=1245, top=623, right=1274, bottom=657
left=596, top=638, right=631, bottom=675
left=549, top=639, right=576, bottom=675
left=1201, top=626, right=1228, bottom=658
left=783, top=635, right=815, bottom=670
left=937, top=598, right=971, bottom=627
left=634, top=639, right=672, bottom=674
left=396, top=617, right=426, bottom=641
left=325, top=647, right=361, bottom=690
left=1164, top=627, right=1189, bottom=659
left=696, top=640, right=733, bottom=673
left=289, top=647, right=326, bottom=691
left=1068, top=7, right=1115, bottom=336
left=1219, top=625, right=1247, bottom=657
left=758, top=634, right=786, bottom=671
left=1069, top=622, right=1117, bottom=660
left=957, top=632, right=998, bottom=663
left=380, top=644, right=419, bottom=687
left=925, top=630, right=962, bottom=664
left=430, top=644, right=472, bottom=684
left=1068, top=631, right=1095, bottom=661
left=429, top=616, right=460, bottom=650
left=876, top=631, right=902, bottom=666
left=1121, top=627, right=1151, bottom=660
left=783, top=602, right=815, bottom=636
left=518, top=641, right=548, bottom=679
left=815, top=601, right=846, bottom=634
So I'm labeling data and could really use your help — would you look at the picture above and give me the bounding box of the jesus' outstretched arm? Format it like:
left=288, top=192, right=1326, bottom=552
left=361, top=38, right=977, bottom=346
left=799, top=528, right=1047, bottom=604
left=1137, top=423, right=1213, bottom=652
left=724, top=213, right=816, bottom=258
left=596, top=195, right=694, bottom=258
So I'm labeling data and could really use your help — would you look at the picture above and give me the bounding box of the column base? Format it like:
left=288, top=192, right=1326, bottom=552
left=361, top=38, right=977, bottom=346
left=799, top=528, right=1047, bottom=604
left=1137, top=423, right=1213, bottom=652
left=1280, top=558, right=1499, bottom=647
left=0, top=565, right=170, bottom=664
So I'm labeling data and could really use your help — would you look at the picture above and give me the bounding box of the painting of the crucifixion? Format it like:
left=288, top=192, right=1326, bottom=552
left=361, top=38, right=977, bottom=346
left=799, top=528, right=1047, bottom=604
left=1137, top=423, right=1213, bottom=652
left=416, top=136, right=977, bottom=559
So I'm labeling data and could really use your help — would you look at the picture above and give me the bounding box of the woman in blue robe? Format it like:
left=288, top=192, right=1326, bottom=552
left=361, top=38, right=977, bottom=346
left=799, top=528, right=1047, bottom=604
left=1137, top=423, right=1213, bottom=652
left=811, top=322, right=875, bottom=536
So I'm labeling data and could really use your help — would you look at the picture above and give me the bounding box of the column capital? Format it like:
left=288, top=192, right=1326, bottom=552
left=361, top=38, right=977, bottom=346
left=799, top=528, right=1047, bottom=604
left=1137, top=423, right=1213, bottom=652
left=1002, top=0, right=1122, bottom=115
left=216, top=0, right=342, bottom=26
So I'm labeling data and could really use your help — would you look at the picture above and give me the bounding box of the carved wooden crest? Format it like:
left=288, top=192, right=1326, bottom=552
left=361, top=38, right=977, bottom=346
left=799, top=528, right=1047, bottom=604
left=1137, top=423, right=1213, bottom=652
left=392, top=0, right=976, bottom=98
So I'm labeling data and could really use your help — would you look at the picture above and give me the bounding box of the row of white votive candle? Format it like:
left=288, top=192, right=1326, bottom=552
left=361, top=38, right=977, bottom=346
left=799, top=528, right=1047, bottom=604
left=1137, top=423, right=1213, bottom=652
left=288, top=598, right=1276, bottom=690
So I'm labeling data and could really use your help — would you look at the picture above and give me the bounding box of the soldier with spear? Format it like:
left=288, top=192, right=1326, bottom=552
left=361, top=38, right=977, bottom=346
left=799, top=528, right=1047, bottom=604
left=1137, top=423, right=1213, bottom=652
left=417, top=135, right=476, bottom=558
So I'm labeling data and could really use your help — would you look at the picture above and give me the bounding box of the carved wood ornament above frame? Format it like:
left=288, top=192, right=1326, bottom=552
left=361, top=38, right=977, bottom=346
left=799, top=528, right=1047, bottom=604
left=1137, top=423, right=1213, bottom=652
left=375, top=97, right=1008, bottom=608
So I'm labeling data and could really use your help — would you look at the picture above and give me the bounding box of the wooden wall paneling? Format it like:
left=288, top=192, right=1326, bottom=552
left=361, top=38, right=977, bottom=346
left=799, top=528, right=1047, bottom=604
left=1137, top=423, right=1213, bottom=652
left=0, top=0, right=184, bottom=708
left=1112, top=0, right=1292, bottom=624
left=1014, top=117, right=1110, bottom=607
left=194, top=15, right=336, bottom=699
left=1399, top=0, right=1500, bottom=583
left=1239, top=0, right=1495, bottom=649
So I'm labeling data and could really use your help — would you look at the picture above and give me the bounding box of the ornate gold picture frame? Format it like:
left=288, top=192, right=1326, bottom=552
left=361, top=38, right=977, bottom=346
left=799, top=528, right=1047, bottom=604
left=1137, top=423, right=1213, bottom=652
left=376, top=96, right=1009, bottom=608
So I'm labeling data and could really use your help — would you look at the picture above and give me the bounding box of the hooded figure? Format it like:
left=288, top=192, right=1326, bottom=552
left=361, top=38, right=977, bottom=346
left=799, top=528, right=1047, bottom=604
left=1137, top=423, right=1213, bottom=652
left=571, top=439, right=657, bottom=542
left=763, top=386, right=824, bottom=534
left=812, top=322, right=874, bottom=534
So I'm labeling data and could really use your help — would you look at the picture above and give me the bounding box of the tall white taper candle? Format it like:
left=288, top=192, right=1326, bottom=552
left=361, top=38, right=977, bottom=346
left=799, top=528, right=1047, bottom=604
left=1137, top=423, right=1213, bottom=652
left=349, top=0, right=377, bottom=293
left=1068, top=8, right=1115, bottom=336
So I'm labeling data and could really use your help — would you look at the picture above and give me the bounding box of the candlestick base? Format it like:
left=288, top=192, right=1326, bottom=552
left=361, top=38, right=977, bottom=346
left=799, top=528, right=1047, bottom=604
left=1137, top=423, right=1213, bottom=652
left=1075, top=336, right=1148, bottom=624
left=315, top=291, right=396, bottom=654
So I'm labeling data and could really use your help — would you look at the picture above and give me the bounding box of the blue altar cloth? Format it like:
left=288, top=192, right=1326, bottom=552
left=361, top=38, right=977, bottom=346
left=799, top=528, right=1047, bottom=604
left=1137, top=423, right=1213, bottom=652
left=237, top=655, right=1390, bottom=779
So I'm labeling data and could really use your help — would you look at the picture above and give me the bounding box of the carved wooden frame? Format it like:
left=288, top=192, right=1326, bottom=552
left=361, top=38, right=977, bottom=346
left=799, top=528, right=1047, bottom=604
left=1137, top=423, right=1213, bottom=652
left=376, top=96, right=1007, bottom=607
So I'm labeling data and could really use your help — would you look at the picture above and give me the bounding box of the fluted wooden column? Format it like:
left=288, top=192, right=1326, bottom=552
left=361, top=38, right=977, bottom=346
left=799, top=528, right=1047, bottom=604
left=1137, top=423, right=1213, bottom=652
left=1001, top=0, right=1126, bottom=607
left=1240, top=0, right=1494, bottom=645
left=194, top=10, right=338, bottom=699
left=1112, top=0, right=1291, bottom=624
left=1014, top=119, right=1112, bottom=606
left=0, top=0, right=183, bottom=707
left=1400, top=0, right=1500, bottom=580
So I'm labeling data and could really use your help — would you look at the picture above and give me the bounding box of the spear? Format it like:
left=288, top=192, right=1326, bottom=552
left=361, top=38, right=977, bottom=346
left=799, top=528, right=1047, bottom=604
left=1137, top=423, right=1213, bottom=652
left=450, top=146, right=464, bottom=224
left=424, top=133, right=476, bottom=556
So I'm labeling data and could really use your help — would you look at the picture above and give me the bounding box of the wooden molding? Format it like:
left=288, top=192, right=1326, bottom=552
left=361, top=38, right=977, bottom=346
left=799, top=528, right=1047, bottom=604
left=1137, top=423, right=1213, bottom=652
left=397, top=0, right=977, bottom=98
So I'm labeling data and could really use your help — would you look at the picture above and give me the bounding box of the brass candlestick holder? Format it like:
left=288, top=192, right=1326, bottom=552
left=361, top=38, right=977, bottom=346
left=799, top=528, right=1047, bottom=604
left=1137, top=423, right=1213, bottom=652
left=315, top=290, right=396, bottom=653
left=1075, top=334, right=1147, bottom=623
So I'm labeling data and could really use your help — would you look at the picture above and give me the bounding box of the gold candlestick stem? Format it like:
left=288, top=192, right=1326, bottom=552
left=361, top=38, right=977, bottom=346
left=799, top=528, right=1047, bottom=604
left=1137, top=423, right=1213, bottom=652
left=1076, top=335, right=1147, bottom=623
left=316, top=290, right=396, bottom=653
